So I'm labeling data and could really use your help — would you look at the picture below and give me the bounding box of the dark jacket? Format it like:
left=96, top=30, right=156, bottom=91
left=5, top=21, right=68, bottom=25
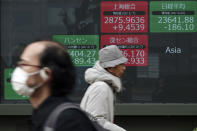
left=30, top=96, right=96, bottom=131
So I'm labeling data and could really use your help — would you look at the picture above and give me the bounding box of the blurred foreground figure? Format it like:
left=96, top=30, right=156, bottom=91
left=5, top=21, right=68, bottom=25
left=11, top=40, right=96, bottom=131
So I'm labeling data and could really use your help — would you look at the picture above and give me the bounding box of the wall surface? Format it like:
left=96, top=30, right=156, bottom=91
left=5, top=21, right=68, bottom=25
left=115, top=116, right=197, bottom=131
left=0, top=116, right=197, bottom=131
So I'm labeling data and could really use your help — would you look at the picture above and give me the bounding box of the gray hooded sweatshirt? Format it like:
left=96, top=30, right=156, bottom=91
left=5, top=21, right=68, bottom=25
left=80, top=61, right=126, bottom=131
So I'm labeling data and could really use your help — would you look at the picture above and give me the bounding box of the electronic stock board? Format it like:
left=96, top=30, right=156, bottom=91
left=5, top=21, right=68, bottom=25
left=1, top=0, right=197, bottom=104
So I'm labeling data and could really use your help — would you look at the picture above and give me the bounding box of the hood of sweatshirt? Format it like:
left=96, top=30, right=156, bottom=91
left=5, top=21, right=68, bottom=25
left=84, top=61, right=122, bottom=92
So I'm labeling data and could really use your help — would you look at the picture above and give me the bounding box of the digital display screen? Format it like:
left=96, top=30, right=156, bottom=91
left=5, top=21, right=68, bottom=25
left=101, top=1, right=148, bottom=33
left=53, top=35, right=99, bottom=66
left=101, top=35, right=148, bottom=66
left=150, top=1, right=197, bottom=32
left=1, top=0, right=197, bottom=104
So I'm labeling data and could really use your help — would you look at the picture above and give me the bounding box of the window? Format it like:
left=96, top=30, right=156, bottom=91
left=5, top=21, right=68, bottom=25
left=1, top=0, right=197, bottom=104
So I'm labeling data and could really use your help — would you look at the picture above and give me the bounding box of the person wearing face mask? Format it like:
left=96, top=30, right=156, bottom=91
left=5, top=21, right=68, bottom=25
left=80, top=45, right=128, bottom=131
left=11, top=40, right=96, bottom=131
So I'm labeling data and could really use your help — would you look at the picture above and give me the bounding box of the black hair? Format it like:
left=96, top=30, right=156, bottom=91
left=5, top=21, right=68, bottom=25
left=39, top=42, right=75, bottom=96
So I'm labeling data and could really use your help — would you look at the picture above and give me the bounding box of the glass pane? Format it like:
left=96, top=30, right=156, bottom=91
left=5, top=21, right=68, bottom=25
left=1, top=0, right=197, bottom=103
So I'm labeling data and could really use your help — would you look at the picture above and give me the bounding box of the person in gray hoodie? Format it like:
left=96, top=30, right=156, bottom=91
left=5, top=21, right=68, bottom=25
left=80, top=45, right=128, bottom=131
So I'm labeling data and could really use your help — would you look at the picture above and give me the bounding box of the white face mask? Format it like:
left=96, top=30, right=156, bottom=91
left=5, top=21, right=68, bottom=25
left=11, top=67, right=45, bottom=96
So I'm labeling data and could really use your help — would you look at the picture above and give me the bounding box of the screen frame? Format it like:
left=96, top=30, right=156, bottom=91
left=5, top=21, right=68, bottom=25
left=1, top=0, right=197, bottom=116
left=0, top=104, right=197, bottom=115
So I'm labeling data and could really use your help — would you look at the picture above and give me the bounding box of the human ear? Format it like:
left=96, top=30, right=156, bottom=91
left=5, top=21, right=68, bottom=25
left=40, top=68, right=50, bottom=80
left=106, top=67, right=113, bottom=73
left=40, top=69, right=48, bottom=80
